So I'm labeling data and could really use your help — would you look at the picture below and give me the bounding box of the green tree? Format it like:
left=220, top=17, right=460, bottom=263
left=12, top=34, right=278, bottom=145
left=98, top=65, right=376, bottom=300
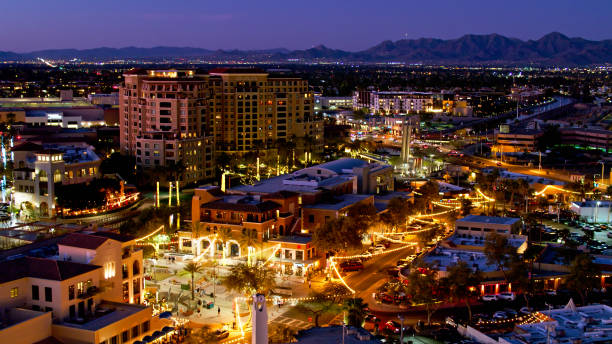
left=312, top=217, right=365, bottom=254
left=507, top=256, right=532, bottom=308
left=460, top=198, right=473, bottom=216
left=342, top=298, right=369, bottom=328
left=484, top=232, right=514, bottom=281
left=186, top=325, right=219, bottom=344
left=222, top=263, right=277, bottom=296
left=295, top=282, right=349, bottom=327
left=217, top=227, right=233, bottom=259
left=441, top=261, right=482, bottom=323
left=565, top=254, right=601, bottom=305
left=269, top=324, right=297, bottom=344
left=180, top=261, right=204, bottom=300
left=404, top=265, right=440, bottom=325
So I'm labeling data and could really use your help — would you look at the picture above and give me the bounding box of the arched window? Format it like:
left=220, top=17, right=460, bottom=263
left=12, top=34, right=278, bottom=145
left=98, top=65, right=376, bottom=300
left=39, top=170, right=47, bottom=182
left=54, top=169, right=62, bottom=183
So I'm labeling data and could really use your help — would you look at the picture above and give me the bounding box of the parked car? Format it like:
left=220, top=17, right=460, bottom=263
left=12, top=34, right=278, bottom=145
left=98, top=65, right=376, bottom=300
left=383, top=320, right=409, bottom=334
left=480, top=294, right=497, bottom=302
left=496, top=292, right=516, bottom=301
left=503, top=308, right=518, bottom=317
left=340, top=260, right=364, bottom=272
left=493, top=311, right=508, bottom=319
left=214, top=329, right=229, bottom=340
left=544, top=289, right=557, bottom=296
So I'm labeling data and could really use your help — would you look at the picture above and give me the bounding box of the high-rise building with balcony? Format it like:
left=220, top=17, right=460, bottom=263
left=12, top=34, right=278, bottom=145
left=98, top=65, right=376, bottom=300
left=119, top=68, right=323, bottom=184
left=120, top=69, right=214, bottom=184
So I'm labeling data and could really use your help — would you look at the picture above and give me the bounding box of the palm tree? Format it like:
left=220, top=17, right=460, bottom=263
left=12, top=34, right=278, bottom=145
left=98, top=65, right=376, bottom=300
left=441, top=261, right=482, bottom=323
left=342, top=298, right=368, bottom=327
left=180, top=261, right=205, bottom=300
left=217, top=227, right=233, bottom=259
left=240, top=229, right=259, bottom=265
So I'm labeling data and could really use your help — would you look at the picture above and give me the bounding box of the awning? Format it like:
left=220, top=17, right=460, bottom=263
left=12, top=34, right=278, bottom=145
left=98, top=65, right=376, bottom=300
left=142, top=336, right=154, bottom=343
left=132, top=341, right=144, bottom=344
left=152, top=331, right=163, bottom=339
left=161, top=326, right=174, bottom=333
left=158, top=311, right=172, bottom=319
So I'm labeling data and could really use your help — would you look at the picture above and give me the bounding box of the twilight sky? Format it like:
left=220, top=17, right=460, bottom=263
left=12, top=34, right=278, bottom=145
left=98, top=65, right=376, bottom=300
left=2, top=0, right=612, bottom=52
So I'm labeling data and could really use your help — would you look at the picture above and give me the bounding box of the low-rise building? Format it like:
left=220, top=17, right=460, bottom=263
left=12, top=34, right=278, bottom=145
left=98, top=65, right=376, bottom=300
left=570, top=200, right=612, bottom=223
left=0, top=231, right=166, bottom=344
left=455, top=215, right=522, bottom=236
left=495, top=129, right=542, bottom=153
left=464, top=304, right=612, bottom=344
left=12, top=141, right=101, bottom=216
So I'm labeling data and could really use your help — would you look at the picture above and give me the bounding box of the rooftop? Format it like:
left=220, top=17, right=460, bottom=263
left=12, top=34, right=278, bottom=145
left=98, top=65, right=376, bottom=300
left=59, top=301, right=149, bottom=331
left=295, top=325, right=380, bottom=344
left=420, top=247, right=499, bottom=273
left=0, top=257, right=100, bottom=283
left=269, top=236, right=312, bottom=245
left=302, top=194, right=371, bottom=211
left=501, top=304, right=612, bottom=344
left=201, top=196, right=281, bottom=213
left=58, top=233, right=108, bottom=250
left=456, top=215, right=521, bottom=226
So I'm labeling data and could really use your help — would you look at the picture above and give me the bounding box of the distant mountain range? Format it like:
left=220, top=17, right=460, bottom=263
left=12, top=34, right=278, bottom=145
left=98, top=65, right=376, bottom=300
left=2, top=33, right=611, bottom=66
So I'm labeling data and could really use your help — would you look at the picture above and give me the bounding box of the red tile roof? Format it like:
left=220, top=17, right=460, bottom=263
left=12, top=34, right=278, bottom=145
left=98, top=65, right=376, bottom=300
left=11, top=141, right=43, bottom=152
left=201, top=200, right=281, bottom=213
left=0, top=257, right=100, bottom=283
left=59, top=233, right=108, bottom=250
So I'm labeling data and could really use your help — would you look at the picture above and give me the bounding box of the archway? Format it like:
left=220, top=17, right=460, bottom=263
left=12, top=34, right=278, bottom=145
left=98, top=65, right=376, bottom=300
left=226, top=240, right=241, bottom=257
left=39, top=202, right=49, bottom=217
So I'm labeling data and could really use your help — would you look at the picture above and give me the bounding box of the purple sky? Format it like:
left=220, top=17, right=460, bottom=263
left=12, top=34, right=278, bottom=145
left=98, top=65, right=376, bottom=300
left=2, top=0, right=611, bottom=52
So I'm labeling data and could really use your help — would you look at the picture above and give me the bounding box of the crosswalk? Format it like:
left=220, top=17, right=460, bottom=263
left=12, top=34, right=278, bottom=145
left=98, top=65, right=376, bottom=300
left=270, top=315, right=312, bottom=330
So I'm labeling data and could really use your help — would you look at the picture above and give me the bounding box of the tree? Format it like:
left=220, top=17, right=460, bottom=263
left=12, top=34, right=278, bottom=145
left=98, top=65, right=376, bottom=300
left=342, top=298, right=368, bottom=328
left=181, top=261, right=204, bottom=300
left=404, top=265, right=440, bottom=325
left=186, top=325, right=219, bottom=344
left=295, top=282, right=349, bottom=327
left=484, top=232, right=514, bottom=281
left=507, top=256, right=532, bottom=308
left=565, top=254, right=601, bottom=305
left=269, top=324, right=297, bottom=344
left=380, top=197, right=412, bottom=232
left=217, top=227, right=233, bottom=259
left=441, top=261, right=482, bottom=323
left=240, top=229, right=259, bottom=265
left=416, top=181, right=440, bottom=212
left=312, top=217, right=365, bottom=254
left=460, top=198, right=473, bottom=216
left=222, top=263, right=277, bottom=296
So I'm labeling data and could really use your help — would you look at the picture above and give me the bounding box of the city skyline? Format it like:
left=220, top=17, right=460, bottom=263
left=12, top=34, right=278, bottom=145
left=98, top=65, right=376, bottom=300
left=2, top=0, right=612, bottom=52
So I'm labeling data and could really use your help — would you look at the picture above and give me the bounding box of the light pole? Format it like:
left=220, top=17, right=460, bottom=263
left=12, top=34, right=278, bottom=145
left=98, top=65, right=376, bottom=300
left=599, top=161, right=605, bottom=187
left=398, top=314, right=405, bottom=344
left=595, top=201, right=601, bottom=224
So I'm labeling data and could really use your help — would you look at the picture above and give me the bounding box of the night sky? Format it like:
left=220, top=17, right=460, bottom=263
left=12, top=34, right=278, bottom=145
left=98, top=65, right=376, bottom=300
left=2, top=0, right=612, bottom=52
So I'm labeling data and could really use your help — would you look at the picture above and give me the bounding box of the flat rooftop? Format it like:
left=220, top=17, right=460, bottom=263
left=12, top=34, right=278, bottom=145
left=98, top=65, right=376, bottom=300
left=269, top=236, right=312, bottom=245
left=448, top=233, right=527, bottom=249
left=59, top=302, right=148, bottom=331
left=302, top=194, right=370, bottom=211
left=456, top=215, right=521, bottom=226
left=420, top=246, right=498, bottom=273
left=501, top=304, right=612, bottom=344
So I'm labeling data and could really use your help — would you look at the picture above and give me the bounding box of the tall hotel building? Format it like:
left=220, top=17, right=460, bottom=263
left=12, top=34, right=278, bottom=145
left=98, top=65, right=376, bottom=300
left=120, top=68, right=323, bottom=184
left=120, top=69, right=214, bottom=184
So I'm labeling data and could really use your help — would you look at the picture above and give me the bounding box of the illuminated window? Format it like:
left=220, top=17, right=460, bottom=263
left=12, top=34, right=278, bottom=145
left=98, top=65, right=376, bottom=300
left=104, top=261, right=116, bottom=279
left=9, top=287, right=18, bottom=298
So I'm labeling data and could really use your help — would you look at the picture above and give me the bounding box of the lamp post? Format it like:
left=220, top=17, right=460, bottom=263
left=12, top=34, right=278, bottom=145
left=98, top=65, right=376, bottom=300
left=599, top=161, right=605, bottom=187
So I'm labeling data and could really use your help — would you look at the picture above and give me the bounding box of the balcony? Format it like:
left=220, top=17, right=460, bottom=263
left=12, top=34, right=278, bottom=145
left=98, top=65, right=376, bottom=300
left=77, top=286, right=101, bottom=299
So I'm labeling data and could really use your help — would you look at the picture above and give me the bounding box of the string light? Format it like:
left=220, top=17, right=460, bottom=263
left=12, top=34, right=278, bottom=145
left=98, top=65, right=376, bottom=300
left=135, top=225, right=165, bottom=242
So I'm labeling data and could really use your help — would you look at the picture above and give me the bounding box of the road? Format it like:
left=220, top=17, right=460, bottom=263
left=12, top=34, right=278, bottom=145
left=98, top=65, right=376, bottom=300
left=343, top=245, right=416, bottom=298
